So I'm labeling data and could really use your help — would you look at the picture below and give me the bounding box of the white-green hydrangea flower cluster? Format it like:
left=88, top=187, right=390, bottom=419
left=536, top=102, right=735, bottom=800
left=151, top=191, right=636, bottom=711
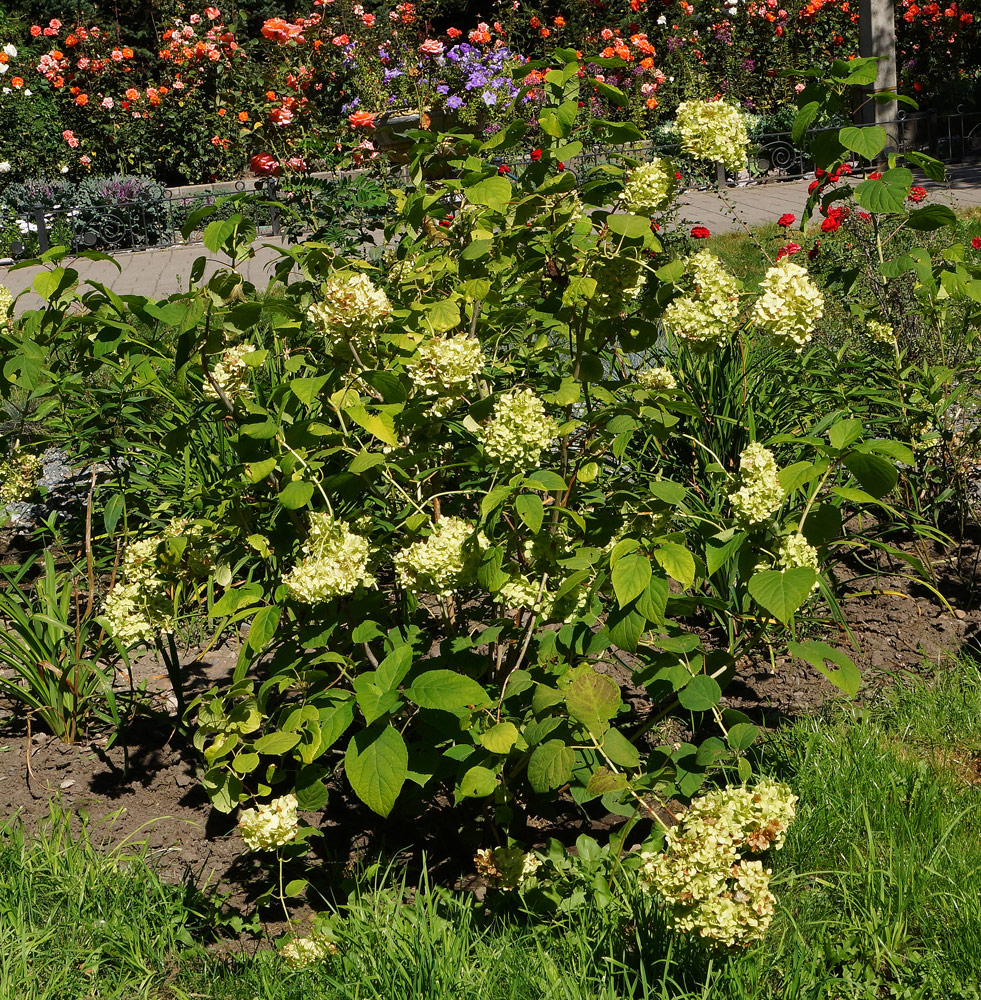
left=619, top=157, right=676, bottom=215
left=204, top=344, right=257, bottom=402
left=305, top=272, right=392, bottom=352
left=675, top=98, right=749, bottom=171
left=0, top=450, right=42, bottom=506
left=728, top=442, right=785, bottom=525
left=237, top=793, right=299, bottom=851
left=394, top=516, right=474, bottom=597
left=282, top=512, right=375, bottom=604
left=866, top=319, right=895, bottom=343
left=102, top=520, right=214, bottom=646
left=662, top=251, right=740, bottom=351
left=638, top=780, right=797, bottom=947
left=407, top=332, right=484, bottom=398
left=637, top=366, right=678, bottom=392
left=499, top=575, right=554, bottom=616
left=0, top=284, right=12, bottom=329
left=777, top=531, right=818, bottom=573
left=474, top=846, right=541, bottom=891
left=477, top=389, right=559, bottom=470
left=751, top=258, right=824, bottom=349
left=590, top=253, right=647, bottom=316
left=280, top=935, right=337, bottom=968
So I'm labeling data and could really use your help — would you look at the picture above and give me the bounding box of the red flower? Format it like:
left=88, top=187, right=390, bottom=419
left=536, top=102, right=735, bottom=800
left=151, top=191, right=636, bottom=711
left=807, top=180, right=820, bottom=194
left=447, top=27, right=462, bottom=37
left=498, top=164, right=510, bottom=175
left=821, top=216, right=841, bottom=233
left=776, top=242, right=802, bottom=260
left=557, top=162, right=565, bottom=171
left=908, top=185, right=927, bottom=203
left=972, top=236, right=981, bottom=250
left=530, top=149, right=543, bottom=162
left=269, top=107, right=293, bottom=126
left=250, top=153, right=282, bottom=177
left=868, top=171, right=882, bottom=180
left=777, top=213, right=796, bottom=227
left=690, top=225, right=711, bottom=238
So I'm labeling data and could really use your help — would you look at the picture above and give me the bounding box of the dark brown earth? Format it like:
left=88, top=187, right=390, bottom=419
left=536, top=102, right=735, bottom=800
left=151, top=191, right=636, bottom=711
left=2, top=529, right=979, bottom=911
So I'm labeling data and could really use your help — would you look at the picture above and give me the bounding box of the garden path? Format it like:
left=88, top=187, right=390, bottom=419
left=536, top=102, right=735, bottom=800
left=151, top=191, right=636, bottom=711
left=3, top=165, right=980, bottom=312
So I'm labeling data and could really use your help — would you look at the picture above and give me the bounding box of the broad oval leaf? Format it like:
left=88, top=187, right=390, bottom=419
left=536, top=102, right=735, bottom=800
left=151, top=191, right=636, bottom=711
left=344, top=723, right=408, bottom=817
left=405, top=670, right=491, bottom=714
left=748, top=567, right=817, bottom=624
left=612, top=552, right=652, bottom=608
left=527, top=739, right=575, bottom=793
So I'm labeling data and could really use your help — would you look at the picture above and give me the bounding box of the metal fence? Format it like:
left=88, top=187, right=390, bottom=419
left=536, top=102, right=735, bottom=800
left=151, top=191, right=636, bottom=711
left=1, top=108, right=978, bottom=260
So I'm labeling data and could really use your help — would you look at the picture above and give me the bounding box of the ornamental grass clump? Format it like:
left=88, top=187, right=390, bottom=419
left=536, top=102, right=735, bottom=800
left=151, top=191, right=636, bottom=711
left=477, top=389, right=559, bottom=469
left=237, top=793, right=299, bottom=851
left=639, top=780, right=797, bottom=947
left=675, top=98, right=749, bottom=171
left=728, top=443, right=785, bottom=524
left=619, top=157, right=676, bottom=215
left=752, top=257, right=824, bottom=349
left=662, top=251, right=741, bottom=351
left=282, top=512, right=375, bottom=603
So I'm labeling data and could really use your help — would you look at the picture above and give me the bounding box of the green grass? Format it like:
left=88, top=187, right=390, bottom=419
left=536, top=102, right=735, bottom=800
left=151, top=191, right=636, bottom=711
left=4, top=658, right=981, bottom=999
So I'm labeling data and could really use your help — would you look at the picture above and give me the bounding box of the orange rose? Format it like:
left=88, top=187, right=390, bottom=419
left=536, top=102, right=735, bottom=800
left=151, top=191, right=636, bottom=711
left=125, top=87, right=139, bottom=100
left=122, top=48, right=134, bottom=59
left=75, top=93, right=88, bottom=105
left=218, top=107, right=226, bottom=116
left=348, top=109, right=376, bottom=128
left=238, top=111, right=249, bottom=121
left=11, top=77, right=24, bottom=88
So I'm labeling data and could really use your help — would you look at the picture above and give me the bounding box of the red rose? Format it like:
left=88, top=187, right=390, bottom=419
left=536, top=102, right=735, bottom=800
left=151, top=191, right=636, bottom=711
left=777, top=213, right=796, bottom=227
left=776, top=242, right=802, bottom=260
left=348, top=110, right=376, bottom=128
left=690, top=225, right=710, bottom=238
left=807, top=180, right=820, bottom=194
left=530, top=148, right=542, bottom=161
left=250, top=153, right=282, bottom=177
left=821, top=216, right=841, bottom=233
left=972, top=236, right=981, bottom=250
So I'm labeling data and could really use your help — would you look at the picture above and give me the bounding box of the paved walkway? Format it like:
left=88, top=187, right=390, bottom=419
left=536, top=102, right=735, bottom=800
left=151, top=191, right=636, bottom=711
left=3, top=165, right=980, bottom=311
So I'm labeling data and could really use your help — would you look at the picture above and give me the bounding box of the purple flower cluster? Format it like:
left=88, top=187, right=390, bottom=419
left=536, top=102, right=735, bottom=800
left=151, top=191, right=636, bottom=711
left=439, top=43, right=522, bottom=112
